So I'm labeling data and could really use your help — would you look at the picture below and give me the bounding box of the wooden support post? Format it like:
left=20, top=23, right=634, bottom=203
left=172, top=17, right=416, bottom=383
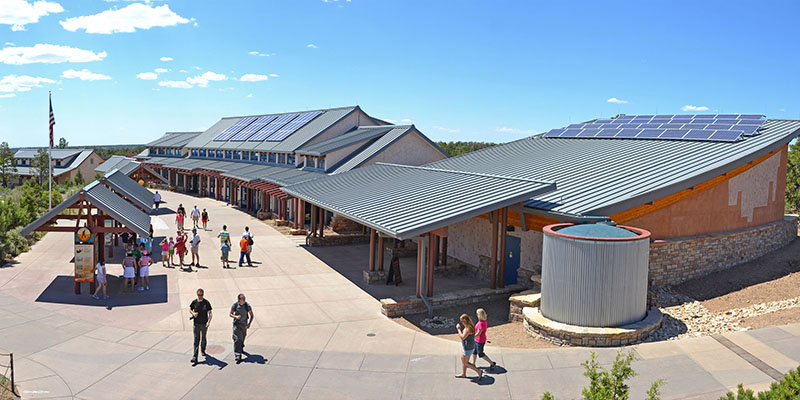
left=293, top=198, right=299, bottom=229
left=441, top=237, right=448, bottom=266
left=262, top=191, right=267, bottom=212
left=299, top=200, right=305, bottom=227
left=368, top=229, right=376, bottom=272
left=311, top=204, right=317, bottom=237
left=499, top=207, right=508, bottom=289
left=490, top=210, right=498, bottom=289
left=427, top=234, right=435, bottom=297
left=318, top=208, right=324, bottom=238
left=378, top=236, right=385, bottom=271
left=416, top=237, right=422, bottom=297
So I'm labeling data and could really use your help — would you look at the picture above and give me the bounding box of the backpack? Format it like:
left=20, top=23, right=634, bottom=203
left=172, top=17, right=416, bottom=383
left=247, top=236, right=254, bottom=246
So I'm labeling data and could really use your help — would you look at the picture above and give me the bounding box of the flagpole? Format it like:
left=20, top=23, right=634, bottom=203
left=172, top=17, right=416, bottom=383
left=48, top=91, right=52, bottom=210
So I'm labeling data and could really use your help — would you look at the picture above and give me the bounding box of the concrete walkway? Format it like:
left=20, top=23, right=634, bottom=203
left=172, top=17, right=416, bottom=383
left=0, top=191, right=798, bottom=400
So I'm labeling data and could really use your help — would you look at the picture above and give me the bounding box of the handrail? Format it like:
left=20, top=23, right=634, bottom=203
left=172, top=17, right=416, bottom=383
left=0, top=352, right=16, bottom=397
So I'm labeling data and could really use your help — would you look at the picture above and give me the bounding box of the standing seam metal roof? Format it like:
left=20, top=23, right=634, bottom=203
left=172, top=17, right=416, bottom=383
left=146, top=132, right=203, bottom=148
left=295, top=126, right=394, bottom=156
left=103, top=169, right=154, bottom=211
left=425, top=119, right=800, bottom=217
left=282, top=163, right=556, bottom=239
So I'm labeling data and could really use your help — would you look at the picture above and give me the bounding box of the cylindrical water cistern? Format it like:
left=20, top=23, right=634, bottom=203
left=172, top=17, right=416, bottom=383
left=541, top=222, right=651, bottom=327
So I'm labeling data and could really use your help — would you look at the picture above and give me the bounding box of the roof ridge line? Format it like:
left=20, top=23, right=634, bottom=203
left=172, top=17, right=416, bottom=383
left=375, top=162, right=556, bottom=185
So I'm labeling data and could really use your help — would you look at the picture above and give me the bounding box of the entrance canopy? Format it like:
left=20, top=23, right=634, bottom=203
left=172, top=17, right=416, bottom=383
left=21, top=180, right=151, bottom=238
left=282, top=163, right=556, bottom=239
left=102, top=169, right=154, bottom=211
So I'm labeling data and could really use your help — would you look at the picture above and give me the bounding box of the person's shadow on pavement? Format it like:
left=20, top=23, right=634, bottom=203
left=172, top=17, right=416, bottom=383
left=240, top=352, right=266, bottom=365
left=202, top=355, right=228, bottom=370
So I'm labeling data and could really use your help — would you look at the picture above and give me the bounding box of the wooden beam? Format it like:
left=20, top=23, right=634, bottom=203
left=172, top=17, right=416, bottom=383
left=441, top=237, right=448, bottom=266
left=490, top=210, right=498, bottom=289
left=416, top=237, right=422, bottom=297
left=427, top=233, right=435, bottom=297
left=368, top=228, right=376, bottom=272
left=378, top=236, right=385, bottom=272
left=499, top=207, right=508, bottom=289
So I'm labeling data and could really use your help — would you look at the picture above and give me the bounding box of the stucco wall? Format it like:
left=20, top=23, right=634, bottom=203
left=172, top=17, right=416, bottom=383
left=359, top=131, right=446, bottom=167
left=447, top=216, right=544, bottom=277
left=626, top=148, right=787, bottom=239
left=73, top=152, right=103, bottom=182
left=325, top=141, right=365, bottom=169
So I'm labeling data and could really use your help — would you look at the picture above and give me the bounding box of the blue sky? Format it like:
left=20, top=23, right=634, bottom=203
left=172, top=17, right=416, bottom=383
left=1, top=0, right=799, bottom=147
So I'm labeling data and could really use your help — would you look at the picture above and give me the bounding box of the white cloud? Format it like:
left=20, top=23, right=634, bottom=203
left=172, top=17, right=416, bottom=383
left=247, top=93, right=253, bottom=98
left=154, top=67, right=168, bottom=73
left=61, top=68, right=111, bottom=81
left=0, top=43, right=106, bottom=65
left=59, top=3, right=189, bottom=34
left=178, top=69, right=187, bottom=73
left=160, top=56, right=172, bottom=61
left=681, top=104, right=709, bottom=112
left=248, top=51, right=259, bottom=55
left=433, top=125, right=459, bottom=133
left=779, top=108, right=786, bottom=112
left=496, top=126, right=534, bottom=135
left=383, top=118, right=397, bottom=123
left=306, top=44, right=318, bottom=49
left=186, top=71, right=226, bottom=87
left=136, top=71, right=157, bottom=80
left=158, top=80, right=191, bottom=89
left=0, top=93, right=16, bottom=98
left=239, top=73, right=268, bottom=82
left=4, top=42, right=14, bottom=46
left=0, top=74, right=55, bottom=93
left=269, top=73, right=279, bottom=77
left=400, top=118, right=413, bottom=123
left=607, top=97, right=628, bottom=104
left=0, top=0, right=63, bottom=31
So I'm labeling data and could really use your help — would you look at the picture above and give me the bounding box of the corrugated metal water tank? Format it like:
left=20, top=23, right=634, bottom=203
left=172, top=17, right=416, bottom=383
left=541, top=222, right=651, bottom=327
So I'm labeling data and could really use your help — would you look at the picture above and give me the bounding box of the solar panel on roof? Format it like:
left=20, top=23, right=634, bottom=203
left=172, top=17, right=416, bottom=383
left=212, top=116, right=259, bottom=141
left=247, top=113, right=299, bottom=141
left=709, top=130, right=742, bottom=141
left=265, top=111, right=323, bottom=141
left=228, top=115, right=278, bottom=141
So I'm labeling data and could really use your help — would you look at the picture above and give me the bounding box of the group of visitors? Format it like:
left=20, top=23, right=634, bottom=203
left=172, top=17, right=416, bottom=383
left=189, top=289, right=254, bottom=365
left=176, top=204, right=209, bottom=232
left=455, top=308, right=496, bottom=380
left=217, top=225, right=254, bottom=269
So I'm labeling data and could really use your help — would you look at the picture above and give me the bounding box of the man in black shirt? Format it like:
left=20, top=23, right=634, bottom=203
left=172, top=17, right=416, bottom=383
left=189, top=288, right=213, bottom=365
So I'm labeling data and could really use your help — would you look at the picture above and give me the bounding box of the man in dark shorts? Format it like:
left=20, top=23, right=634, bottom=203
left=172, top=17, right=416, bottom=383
left=190, top=288, right=213, bottom=365
left=230, top=293, right=254, bottom=364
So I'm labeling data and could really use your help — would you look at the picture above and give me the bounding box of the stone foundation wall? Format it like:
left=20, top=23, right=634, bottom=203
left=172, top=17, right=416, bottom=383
left=523, top=307, right=663, bottom=347
left=331, top=216, right=362, bottom=233
left=380, top=284, right=525, bottom=317
left=649, top=215, right=798, bottom=286
left=308, top=234, right=369, bottom=246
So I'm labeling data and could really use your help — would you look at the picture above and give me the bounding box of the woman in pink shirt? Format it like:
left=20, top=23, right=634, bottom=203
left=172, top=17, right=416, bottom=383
left=471, top=308, right=496, bottom=369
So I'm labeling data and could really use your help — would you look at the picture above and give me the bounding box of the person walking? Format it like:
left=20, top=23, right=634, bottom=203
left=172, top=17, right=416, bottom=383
left=160, top=238, right=170, bottom=267
left=471, top=308, right=496, bottom=369
left=175, top=230, right=187, bottom=267
left=230, top=293, right=253, bottom=364
left=238, top=234, right=252, bottom=268
left=190, top=288, right=213, bottom=365
left=201, top=208, right=209, bottom=230
left=243, top=226, right=254, bottom=264
left=168, top=236, right=175, bottom=266
left=92, top=258, right=109, bottom=300
left=122, top=252, right=136, bottom=292
left=189, top=227, right=201, bottom=268
left=191, top=205, right=201, bottom=229
left=138, top=250, right=152, bottom=291
left=455, top=314, right=483, bottom=379
left=153, top=191, right=161, bottom=209
left=218, top=225, right=231, bottom=268
left=177, top=203, right=185, bottom=217
left=176, top=211, right=185, bottom=232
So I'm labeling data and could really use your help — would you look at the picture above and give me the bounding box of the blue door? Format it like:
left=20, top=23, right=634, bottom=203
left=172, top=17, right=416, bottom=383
left=505, top=235, right=521, bottom=285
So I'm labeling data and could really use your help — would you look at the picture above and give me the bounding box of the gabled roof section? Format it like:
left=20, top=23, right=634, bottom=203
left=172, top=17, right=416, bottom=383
left=95, top=156, right=167, bottom=183
left=14, top=149, right=95, bottom=178
left=295, top=126, right=395, bottom=156
left=427, top=118, right=800, bottom=218
left=146, top=132, right=203, bottom=148
left=331, top=125, right=447, bottom=173
left=21, top=181, right=151, bottom=237
left=102, top=169, right=154, bottom=211
left=14, top=148, right=83, bottom=159
left=282, top=163, right=556, bottom=239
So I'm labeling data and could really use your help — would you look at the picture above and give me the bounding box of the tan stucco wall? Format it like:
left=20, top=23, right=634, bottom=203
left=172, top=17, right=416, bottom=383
left=626, top=147, right=787, bottom=239
left=325, top=141, right=366, bottom=169
left=358, top=131, right=446, bottom=167
left=447, top=216, right=544, bottom=274
left=73, top=152, right=103, bottom=181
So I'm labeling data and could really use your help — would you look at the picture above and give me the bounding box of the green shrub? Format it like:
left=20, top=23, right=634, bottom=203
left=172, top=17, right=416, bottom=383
left=720, top=366, right=800, bottom=399
left=542, top=349, right=663, bottom=400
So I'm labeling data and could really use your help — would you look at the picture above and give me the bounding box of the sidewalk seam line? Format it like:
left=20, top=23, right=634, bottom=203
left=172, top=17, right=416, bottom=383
left=712, top=334, right=785, bottom=381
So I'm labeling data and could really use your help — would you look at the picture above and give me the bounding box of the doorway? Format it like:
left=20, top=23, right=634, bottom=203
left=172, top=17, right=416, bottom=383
left=504, top=235, right=521, bottom=285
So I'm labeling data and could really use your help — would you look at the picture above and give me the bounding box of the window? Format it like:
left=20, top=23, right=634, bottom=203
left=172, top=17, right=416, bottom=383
left=191, top=149, right=199, bottom=157
left=225, top=151, right=233, bottom=159
left=233, top=151, right=241, bottom=160
left=318, top=157, right=325, bottom=170
left=306, top=156, right=315, bottom=168
left=199, top=150, right=207, bottom=157
left=55, top=160, right=62, bottom=166
left=216, top=150, right=223, bottom=158
left=260, top=152, right=267, bottom=163
left=268, top=153, right=276, bottom=163
left=277, top=153, right=286, bottom=164
left=287, top=154, right=295, bottom=165
left=250, top=152, right=259, bottom=161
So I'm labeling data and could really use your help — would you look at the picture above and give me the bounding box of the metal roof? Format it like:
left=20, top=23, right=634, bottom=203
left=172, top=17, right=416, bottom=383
left=146, top=132, right=203, bottom=148
left=96, top=156, right=167, bottom=183
left=14, top=148, right=83, bottom=159
left=295, top=126, right=394, bottom=156
left=21, top=181, right=151, bottom=237
left=146, top=156, right=322, bottom=186
left=282, top=163, right=556, bottom=239
left=102, top=169, right=154, bottom=211
left=14, top=150, right=95, bottom=178
left=426, top=119, right=800, bottom=218
left=331, top=126, right=448, bottom=173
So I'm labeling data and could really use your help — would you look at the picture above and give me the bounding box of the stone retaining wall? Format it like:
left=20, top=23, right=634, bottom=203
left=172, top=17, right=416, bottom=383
left=648, top=215, right=798, bottom=286
left=523, top=307, right=663, bottom=347
left=380, top=284, right=525, bottom=317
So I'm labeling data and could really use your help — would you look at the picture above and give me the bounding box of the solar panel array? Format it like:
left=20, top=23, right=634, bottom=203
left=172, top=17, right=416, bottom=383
left=248, top=113, right=299, bottom=141
left=265, top=111, right=323, bottom=141
left=229, top=115, right=278, bottom=141
left=543, top=114, right=767, bottom=143
left=212, top=116, right=258, bottom=141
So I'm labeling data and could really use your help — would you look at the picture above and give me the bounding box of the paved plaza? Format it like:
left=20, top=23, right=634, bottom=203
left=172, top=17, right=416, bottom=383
left=0, top=191, right=799, bottom=399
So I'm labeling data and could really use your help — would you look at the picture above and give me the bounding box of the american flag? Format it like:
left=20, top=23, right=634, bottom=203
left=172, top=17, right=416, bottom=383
left=49, top=93, right=55, bottom=149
